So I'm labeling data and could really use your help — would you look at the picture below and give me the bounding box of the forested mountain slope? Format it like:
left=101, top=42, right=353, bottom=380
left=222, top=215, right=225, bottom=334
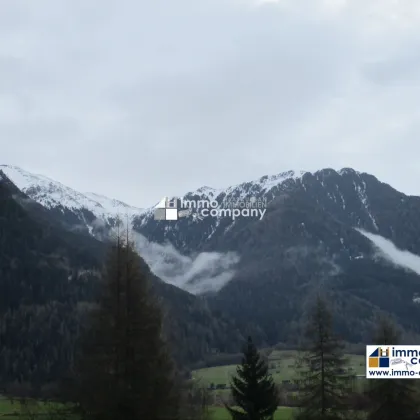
left=0, top=170, right=243, bottom=388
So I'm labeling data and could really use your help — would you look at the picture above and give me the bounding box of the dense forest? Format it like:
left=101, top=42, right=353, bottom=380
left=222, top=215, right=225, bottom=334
left=0, top=173, right=245, bottom=390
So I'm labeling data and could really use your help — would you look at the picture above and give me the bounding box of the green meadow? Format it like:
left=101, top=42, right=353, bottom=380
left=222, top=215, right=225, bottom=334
left=191, top=350, right=367, bottom=419
left=193, top=350, right=366, bottom=386
left=0, top=398, right=295, bottom=419
left=0, top=351, right=366, bottom=418
left=0, top=397, right=73, bottom=418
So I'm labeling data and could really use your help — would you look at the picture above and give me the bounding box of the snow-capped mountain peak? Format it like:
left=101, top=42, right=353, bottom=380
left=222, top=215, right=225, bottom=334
left=257, top=170, right=307, bottom=192
left=181, top=169, right=309, bottom=204
left=0, top=165, right=145, bottom=236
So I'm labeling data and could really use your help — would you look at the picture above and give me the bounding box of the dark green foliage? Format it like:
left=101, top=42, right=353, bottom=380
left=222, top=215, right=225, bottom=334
left=0, top=173, right=244, bottom=390
left=226, top=336, right=279, bottom=420
left=73, top=238, right=180, bottom=420
left=366, top=317, right=419, bottom=420
left=179, top=380, right=213, bottom=420
left=296, top=296, right=352, bottom=420
left=0, top=171, right=102, bottom=388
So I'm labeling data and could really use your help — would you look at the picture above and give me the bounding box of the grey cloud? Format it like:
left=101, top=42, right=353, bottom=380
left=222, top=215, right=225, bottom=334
left=2, top=0, right=420, bottom=206
left=356, top=228, right=420, bottom=276
left=364, top=50, right=420, bottom=86
left=130, top=230, right=240, bottom=294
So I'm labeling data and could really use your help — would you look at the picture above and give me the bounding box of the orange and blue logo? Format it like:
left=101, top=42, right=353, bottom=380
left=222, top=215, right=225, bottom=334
left=368, top=347, right=390, bottom=368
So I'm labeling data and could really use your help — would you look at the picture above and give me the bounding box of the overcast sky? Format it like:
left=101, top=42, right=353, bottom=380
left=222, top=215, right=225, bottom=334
left=1, top=0, right=420, bottom=207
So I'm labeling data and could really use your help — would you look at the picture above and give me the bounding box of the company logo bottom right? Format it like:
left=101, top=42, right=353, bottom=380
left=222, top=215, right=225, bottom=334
left=366, top=345, right=420, bottom=379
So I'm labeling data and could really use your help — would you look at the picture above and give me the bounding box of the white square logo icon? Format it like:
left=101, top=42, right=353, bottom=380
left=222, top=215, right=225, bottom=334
left=165, top=208, right=178, bottom=220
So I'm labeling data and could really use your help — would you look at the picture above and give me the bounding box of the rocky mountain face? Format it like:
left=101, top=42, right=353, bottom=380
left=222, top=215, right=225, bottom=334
left=3, top=164, right=420, bottom=348
left=134, top=168, right=420, bottom=253
left=0, top=170, right=244, bottom=387
left=133, top=168, right=420, bottom=345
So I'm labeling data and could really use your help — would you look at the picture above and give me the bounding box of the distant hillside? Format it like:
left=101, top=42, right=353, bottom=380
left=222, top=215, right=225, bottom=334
left=0, top=170, right=244, bottom=387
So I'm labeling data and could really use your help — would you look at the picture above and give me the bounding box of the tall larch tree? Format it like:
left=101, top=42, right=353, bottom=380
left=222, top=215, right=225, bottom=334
left=295, top=295, right=352, bottom=420
left=73, top=235, right=180, bottom=420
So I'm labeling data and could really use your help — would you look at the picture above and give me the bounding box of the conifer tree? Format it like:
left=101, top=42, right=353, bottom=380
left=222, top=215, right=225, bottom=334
left=295, top=296, right=352, bottom=420
left=73, top=236, right=180, bottom=420
left=366, top=317, right=419, bottom=420
left=226, top=336, right=279, bottom=420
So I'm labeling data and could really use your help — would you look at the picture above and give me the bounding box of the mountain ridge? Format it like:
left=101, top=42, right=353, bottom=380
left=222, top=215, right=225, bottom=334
left=3, top=163, right=420, bottom=347
left=131, top=166, right=420, bottom=345
left=0, top=165, right=145, bottom=239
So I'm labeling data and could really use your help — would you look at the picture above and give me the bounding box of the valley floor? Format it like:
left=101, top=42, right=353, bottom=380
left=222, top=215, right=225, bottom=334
left=0, top=350, right=366, bottom=419
left=193, top=350, right=365, bottom=386
left=0, top=397, right=294, bottom=420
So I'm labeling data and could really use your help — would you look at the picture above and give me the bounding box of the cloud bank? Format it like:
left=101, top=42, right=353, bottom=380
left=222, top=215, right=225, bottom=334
left=356, top=228, right=420, bottom=276
left=127, top=230, right=239, bottom=294
left=2, top=0, right=420, bottom=205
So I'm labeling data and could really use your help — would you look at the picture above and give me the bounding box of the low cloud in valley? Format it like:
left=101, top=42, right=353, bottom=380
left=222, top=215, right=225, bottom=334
left=356, top=228, right=420, bottom=276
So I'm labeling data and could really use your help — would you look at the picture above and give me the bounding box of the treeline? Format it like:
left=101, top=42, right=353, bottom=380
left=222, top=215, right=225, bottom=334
left=3, top=237, right=213, bottom=419
left=2, top=233, right=420, bottom=419
left=224, top=296, right=420, bottom=420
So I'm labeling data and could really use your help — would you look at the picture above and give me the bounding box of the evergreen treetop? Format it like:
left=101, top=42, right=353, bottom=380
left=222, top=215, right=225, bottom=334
left=226, top=336, right=279, bottom=420
left=296, top=295, right=352, bottom=420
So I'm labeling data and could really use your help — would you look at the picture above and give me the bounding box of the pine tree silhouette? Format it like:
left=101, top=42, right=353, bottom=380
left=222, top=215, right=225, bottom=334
left=295, top=296, right=352, bottom=420
left=73, top=236, right=180, bottom=420
left=226, top=336, right=279, bottom=420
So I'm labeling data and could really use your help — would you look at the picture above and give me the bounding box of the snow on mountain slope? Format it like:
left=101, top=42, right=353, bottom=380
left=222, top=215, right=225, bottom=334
left=0, top=165, right=145, bottom=231
left=2, top=163, right=376, bottom=243
left=185, top=170, right=309, bottom=201
left=83, top=192, right=143, bottom=217
left=137, top=169, right=310, bottom=224
left=133, top=167, right=393, bottom=258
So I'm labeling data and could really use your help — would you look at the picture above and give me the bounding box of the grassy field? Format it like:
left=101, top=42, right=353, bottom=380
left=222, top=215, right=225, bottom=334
left=0, top=396, right=69, bottom=418
left=0, top=397, right=11, bottom=414
left=0, top=350, right=365, bottom=418
left=0, top=397, right=294, bottom=419
left=193, top=350, right=366, bottom=386
left=0, top=399, right=361, bottom=420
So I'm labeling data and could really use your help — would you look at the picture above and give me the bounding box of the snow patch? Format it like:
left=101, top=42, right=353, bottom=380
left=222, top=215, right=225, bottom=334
left=354, top=181, right=378, bottom=230
left=0, top=165, right=145, bottom=223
